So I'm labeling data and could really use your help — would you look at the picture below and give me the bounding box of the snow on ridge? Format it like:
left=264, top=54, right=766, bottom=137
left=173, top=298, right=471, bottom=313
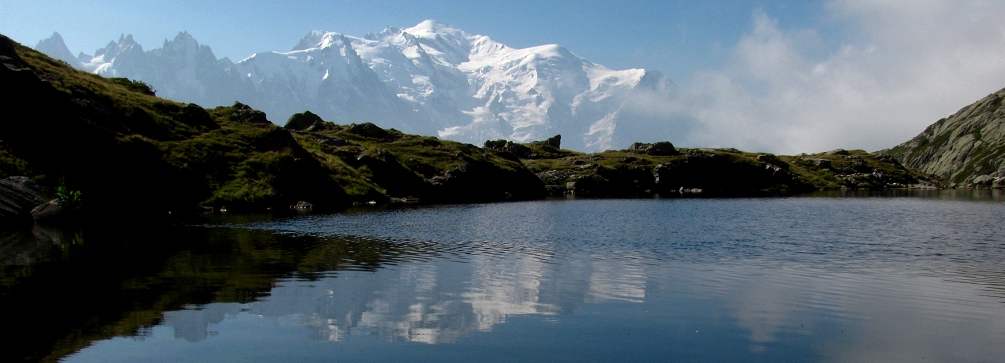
left=38, top=20, right=675, bottom=151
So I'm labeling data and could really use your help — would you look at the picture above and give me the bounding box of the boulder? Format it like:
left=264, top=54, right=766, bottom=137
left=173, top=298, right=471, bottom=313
left=290, top=201, right=313, bottom=210
left=347, top=122, right=394, bottom=140
left=284, top=111, right=327, bottom=131
left=628, top=141, right=678, bottom=156
left=30, top=199, right=65, bottom=224
left=544, top=134, right=561, bottom=149
left=811, top=159, right=832, bottom=169
left=757, top=154, right=789, bottom=169
left=484, top=139, right=534, bottom=158
left=317, top=136, right=349, bottom=147
left=530, top=135, right=562, bottom=151
left=180, top=103, right=219, bottom=130
left=972, top=174, right=995, bottom=187
left=229, top=102, right=270, bottom=124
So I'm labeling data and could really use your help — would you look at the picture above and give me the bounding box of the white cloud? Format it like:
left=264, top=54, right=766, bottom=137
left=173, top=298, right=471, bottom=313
left=665, top=0, right=1005, bottom=154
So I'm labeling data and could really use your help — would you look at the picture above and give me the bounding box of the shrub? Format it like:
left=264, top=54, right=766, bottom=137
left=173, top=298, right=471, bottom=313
left=56, top=182, right=83, bottom=210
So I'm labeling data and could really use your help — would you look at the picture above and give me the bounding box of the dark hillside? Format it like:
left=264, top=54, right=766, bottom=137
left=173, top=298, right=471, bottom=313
left=1, top=34, right=347, bottom=215
left=0, top=34, right=545, bottom=217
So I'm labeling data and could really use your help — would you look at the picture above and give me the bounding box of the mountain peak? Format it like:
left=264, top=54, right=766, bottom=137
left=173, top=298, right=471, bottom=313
left=46, top=31, right=64, bottom=42
left=293, top=30, right=329, bottom=51
left=292, top=30, right=346, bottom=51
left=404, top=20, right=467, bottom=40
left=173, top=31, right=194, bottom=42
left=118, top=33, right=137, bottom=45
left=34, top=32, right=80, bottom=68
left=163, top=31, right=198, bottom=50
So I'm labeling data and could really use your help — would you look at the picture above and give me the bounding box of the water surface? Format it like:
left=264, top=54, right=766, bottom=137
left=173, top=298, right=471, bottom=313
left=3, top=192, right=1004, bottom=362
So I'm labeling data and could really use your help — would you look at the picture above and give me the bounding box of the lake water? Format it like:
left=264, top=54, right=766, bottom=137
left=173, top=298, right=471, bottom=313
left=4, top=191, right=1005, bottom=362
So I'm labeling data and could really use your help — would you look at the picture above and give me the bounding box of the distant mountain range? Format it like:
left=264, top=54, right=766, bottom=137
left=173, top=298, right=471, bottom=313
left=35, top=21, right=676, bottom=151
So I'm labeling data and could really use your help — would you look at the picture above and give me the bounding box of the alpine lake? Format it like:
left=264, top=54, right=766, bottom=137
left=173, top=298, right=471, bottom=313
left=4, top=191, right=1005, bottom=362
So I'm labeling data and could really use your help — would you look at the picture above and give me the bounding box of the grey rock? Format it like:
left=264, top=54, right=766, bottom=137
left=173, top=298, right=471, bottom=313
left=317, top=136, right=349, bottom=146
left=285, top=111, right=327, bottom=131
left=30, top=199, right=64, bottom=224
left=229, top=102, right=271, bottom=124
left=544, top=134, right=561, bottom=149
left=0, top=177, right=49, bottom=226
left=529, top=134, right=562, bottom=151
left=347, top=122, right=394, bottom=139
left=484, top=139, right=534, bottom=158
left=889, top=88, right=1005, bottom=184
left=628, top=141, right=678, bottom=156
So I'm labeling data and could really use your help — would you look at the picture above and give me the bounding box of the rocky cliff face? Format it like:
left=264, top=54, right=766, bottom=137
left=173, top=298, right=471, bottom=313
left=887, top=87, right=1005, bottom=186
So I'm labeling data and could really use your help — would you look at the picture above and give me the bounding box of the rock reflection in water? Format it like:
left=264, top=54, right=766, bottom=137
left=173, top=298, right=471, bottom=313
left=146, top=239, right=673, bottom=346
left=32, top=197, right=1005, bottom=362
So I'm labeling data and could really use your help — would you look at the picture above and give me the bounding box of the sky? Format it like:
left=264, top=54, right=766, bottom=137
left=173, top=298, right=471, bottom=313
left=3, top=0, right=1005, bottom=153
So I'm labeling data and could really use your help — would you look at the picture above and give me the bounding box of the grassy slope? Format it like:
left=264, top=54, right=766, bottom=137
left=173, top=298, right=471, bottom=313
left=289, top=123, right=544, bottom=202
left=3, top=36, right=347, bottom=213
left=1, top=35, right=543, bottom=213
left=521, top=144, right=938, bottom=196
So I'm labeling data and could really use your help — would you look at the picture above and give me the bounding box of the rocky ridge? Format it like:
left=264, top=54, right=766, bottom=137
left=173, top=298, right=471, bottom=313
left=887, top=87, right=1005, bottom=187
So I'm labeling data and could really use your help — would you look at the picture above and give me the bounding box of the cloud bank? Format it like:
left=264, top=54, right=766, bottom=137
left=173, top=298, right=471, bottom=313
left=662, top=0, right=1005, bottom=154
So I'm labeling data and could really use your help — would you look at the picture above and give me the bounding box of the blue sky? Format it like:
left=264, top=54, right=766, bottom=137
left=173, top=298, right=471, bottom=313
left=3, top=0, right=1005, bottom=153
left=1, top=0, right=830, bottom=81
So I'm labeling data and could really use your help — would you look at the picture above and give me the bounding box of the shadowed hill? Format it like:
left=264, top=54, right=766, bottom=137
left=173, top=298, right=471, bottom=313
left=0, top=34, right=546, bottom=217
left=1, top=34, right=347, bottom=215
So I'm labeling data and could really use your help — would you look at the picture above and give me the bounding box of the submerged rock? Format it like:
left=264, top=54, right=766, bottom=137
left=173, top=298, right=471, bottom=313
left=30, top=199, right=76, bottom=225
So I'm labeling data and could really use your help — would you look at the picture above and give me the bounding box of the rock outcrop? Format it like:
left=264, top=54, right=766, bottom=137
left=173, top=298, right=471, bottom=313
left=887, top=87, right=1005, bottom=186
left=284, top=111, right=327, bottom=131
left=627, top=141, right=678, bottom=156
left=0, top=177, right=48, bottom=226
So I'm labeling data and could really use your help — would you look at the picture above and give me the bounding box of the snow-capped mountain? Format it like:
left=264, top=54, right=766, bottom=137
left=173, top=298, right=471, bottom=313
left=37, top=21, right=677, bottom=151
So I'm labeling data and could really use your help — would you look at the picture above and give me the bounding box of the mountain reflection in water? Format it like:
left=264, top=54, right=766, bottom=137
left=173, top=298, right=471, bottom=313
left=2, top=194, right=1004, bottom=362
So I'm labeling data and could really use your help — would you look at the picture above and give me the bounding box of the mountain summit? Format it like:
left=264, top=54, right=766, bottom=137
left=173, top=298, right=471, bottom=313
left=34, top=32, right=80, bottom=68
left=36, top=21, right=678, bottom=151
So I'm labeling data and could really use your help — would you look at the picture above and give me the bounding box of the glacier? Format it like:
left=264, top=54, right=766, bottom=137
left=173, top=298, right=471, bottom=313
left=36, top=21, right=679, bottom=151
